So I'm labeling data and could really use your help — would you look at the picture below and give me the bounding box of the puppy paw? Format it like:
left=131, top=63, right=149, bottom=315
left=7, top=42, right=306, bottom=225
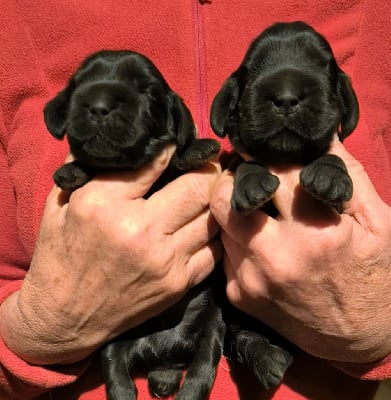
left=148, top=369, right=182, bottom=398
left=53, top=162, right=93, bottom=191
left=252, top=344, right=293, bottom=389
left=300, top=155, right=353, bottom=206
left=232, top=162, right=279, bottom=212
left=174, top=138, right=221, bottom=172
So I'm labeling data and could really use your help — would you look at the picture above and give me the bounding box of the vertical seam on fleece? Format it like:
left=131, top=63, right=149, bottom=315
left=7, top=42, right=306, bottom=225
left=192, top=1, right=209, bottom=139
left=14, top=0, right=53, bottom=244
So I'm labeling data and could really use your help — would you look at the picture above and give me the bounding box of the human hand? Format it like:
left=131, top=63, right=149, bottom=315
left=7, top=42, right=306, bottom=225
left=210, top=136, right=391, bottom=363
left=0, top=146, right=222, bottom=365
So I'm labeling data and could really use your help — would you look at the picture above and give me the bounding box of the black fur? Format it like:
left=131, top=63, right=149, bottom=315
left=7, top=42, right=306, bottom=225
left=211, top=21, right=359, bottom=212
left=44, top=50, right=220, bottom=191
left=206, top=21, right=360, bottom=393
left=44, top=50, right=224, bottom=400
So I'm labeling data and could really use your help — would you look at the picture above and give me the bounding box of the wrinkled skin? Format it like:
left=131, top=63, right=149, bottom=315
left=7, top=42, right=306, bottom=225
left=211, top=136, right=391, bottom=363
left=0, top=147, right=223, bottom=365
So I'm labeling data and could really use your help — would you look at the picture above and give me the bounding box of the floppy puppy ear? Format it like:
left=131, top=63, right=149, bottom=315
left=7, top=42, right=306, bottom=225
left=336, top=70, right=359, bottom=140
left=166, top=92, right=196, bottom=152
left=210, top=66, right=247, bottom=137
left=43, top=82, right=74, bottom=139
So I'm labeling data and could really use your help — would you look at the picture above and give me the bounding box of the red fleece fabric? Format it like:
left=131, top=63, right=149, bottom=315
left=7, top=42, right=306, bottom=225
left=0, top=1, right=390, bottom=399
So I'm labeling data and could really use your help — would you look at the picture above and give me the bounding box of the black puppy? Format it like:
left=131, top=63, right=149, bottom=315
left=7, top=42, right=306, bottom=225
left=209, top=21, right=359, bottom=391
left=44, top=50, right=224, bottom=400
left=211, top=21, right=359, bottom=212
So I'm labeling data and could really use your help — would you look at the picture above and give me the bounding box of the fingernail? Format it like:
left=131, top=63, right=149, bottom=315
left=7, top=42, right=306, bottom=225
left=64, top=153, right=75, bottom=163
left=156, top=144, right=176, bottom=167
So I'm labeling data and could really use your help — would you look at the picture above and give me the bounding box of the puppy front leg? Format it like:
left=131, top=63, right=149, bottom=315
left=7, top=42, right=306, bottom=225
left=175, top=304, right=225, bottom=400
left=53, top=161, right=94, bottom=191
left=300, top=154, right=353, bottom=209
left=173, top=138, right=221, bottom=172
left=101, top=341, right=138, bottom=400
left=232, top=162, right=280, bottom=212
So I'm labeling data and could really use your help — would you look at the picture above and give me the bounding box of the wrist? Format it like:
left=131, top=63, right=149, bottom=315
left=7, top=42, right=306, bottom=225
left=0, top=287, right=97, bottom=365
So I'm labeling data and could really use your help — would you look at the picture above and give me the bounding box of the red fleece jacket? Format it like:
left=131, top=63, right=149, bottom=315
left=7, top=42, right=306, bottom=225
left=0, top=1, right=390, bottom=399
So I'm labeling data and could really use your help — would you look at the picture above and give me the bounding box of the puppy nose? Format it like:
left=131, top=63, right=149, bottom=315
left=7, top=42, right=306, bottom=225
left=88, top=98, right=116, bottom=122
left=271, top=93, right=300, bottom=115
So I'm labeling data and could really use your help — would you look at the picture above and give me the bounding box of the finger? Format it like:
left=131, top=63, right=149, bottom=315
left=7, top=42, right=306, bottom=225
left=172, top=209, right=220, bottom=254
left=270, top=165, right=339, bottom=224
left=147, top=162, right=221, bottom=234
left=222, top=249, right=259, bottom=309
left=186, top=238, right=223, bottom=288
left=329, top=135, right=382, bottom=205
left=222, top=252, right=240, bottom=303
left=268, top=165, right=301, bottom=220
left=64, top=153, right=75, bottom=163
left=42, top=184, right=70, bottom=219
left=222, top=236, right=270, bottom=317
left=43, top=152, right=76, bottom=213
left=328, top=136, right=389, bottom=227
left=210, top=169, right=278, bottom=244
left=72, top=145, right=176, bottom=201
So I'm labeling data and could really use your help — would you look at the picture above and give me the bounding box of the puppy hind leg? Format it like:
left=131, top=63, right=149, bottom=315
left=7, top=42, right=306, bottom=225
left=148, top=368, right=183, bottom=398
left=233, top=330, right=293, bottom=389
left=174, top=304, right=225, bottom=400
left=101, top=341, right=139, bottom=400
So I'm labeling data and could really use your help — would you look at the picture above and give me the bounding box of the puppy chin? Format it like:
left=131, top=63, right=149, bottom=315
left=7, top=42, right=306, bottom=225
left=266, top=130, right=303, bottom=153
left=67, top=137, right=121, bottom=168
left=240, top=131, right=305, bottom=163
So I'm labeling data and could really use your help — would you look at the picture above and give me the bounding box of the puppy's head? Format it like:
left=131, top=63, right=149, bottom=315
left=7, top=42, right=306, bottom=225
left=211, top=22, right=359, bottom=163
left=44, top=50, right=195, bottom=169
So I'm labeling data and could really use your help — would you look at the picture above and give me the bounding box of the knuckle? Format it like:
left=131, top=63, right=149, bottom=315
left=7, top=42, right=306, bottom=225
left=68, top=189, right=106, bottom=220
left=309, top=219, right=353, bottom=254
left=188, top=174, right=213, bottom=206
left=247, top=241, right=302, bottom=286
left=165, top=275, right=186, bottom=297
left=118, top=217, right=152, bottom=252
left=148, top=259, right=188, bottom=298
left=210, top=185, right=232, bottom=216
left=346, top=158, right=366, bottom=177
left=226, top=279, right=241, bottom=306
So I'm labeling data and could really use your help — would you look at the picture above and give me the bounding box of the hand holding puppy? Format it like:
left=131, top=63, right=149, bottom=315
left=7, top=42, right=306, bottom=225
left=0, top=147, right=222, bottom=365
left=210, top=137, right=391, bottom=363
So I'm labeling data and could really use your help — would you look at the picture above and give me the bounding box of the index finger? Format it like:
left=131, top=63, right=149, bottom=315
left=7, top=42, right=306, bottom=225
left=210, top=169, right=279, bottom=244
left=47, top=146, right=176, bottom=218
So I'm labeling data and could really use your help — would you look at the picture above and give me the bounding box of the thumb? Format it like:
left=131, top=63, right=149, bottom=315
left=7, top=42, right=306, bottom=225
left=269, top=135, right=387, bottom=225
left=44, top=145, right=176, bottom=218
left=82, top=144, right=176, bottom=200
left=329, top=136, right=389, bottom=228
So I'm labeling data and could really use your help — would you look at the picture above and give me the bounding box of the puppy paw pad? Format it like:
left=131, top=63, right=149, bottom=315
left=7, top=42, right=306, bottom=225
left=232, top=172, right=279, bottom=212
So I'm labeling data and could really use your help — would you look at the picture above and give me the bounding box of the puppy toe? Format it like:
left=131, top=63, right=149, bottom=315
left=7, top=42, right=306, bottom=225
left=148, top=369, right=182, bottom=398
left=300, top=156, right=353, bottom=206
left=253, top=345, right=293, bottom=389
left=232, top=172, right=279, bottom=212
left=53, top=163, right=93, bottom=191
